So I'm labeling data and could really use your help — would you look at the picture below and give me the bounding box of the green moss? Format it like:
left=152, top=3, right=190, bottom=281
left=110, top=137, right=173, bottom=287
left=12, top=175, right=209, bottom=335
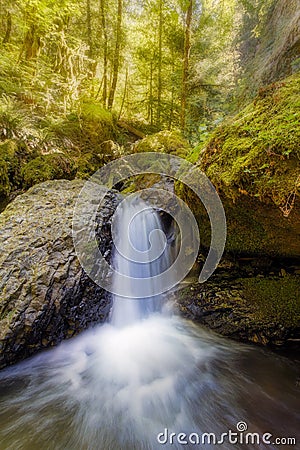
left=48, top=102, right=117, bottom=158
left=76, top=153, right=103, bottom=179
left=80, top=101, right=114, bottom=124
left=241, top=276, right=300, bottom=328
left=0, top=140, right=18, bottom=164
left=0, top=140, right=20, bottom=180
left=134, top=130, right=190, bottom=157
left=193, top=73, right=300, bottom=211
left=0, top=158, right=10, bottom=197
left=0, top=139, right=40, bottom=198
left=21, top=154, right=77, bottom=188
left=0, top=140, right=25, bottom=196
left=187, top=146, right=203, bottom=164
left=0, top=102, right=118, bottom=195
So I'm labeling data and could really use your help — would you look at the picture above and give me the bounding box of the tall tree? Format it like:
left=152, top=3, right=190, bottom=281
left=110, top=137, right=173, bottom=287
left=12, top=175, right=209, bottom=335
left=108, top=0, right=123, bottom=110
left=19, top=6, right=42, bottom=62
left=99, top=0, right=108, bottom=106
left=157, top=0, right=163, bottom=125
left=2, top=11, right=12, bottom=44
left=181, top=0, right=193, bottom=131
left=86, top=0, right=93, bottom=60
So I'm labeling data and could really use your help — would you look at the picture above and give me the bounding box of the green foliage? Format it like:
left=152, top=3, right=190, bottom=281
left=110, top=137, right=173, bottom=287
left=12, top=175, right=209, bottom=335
left=0, top=0, right=298, bottom=135
left=0, top=62, right=119, bottom=195
left=0, top=139, right=34, bottom=195
left=76, top=153, right=104, bottom=179
left=21, top=154, right=77, bottom=188
left=0, top=96, right=35, bottom=140
left=197, top=73, right=300, bottom=211
left=133, top=130, right=190, bottom=157
left=0, top=0, right=298, bottom=202
left=186, top=0, right=239, bottom=137
left=0, top=141, right=19, bottom=177
left=0, top=55, right=24, bottom=98
left=0, top=90, right=118, bottom=199
left=80, top=101, right=113, bottom=123
left=0, top=159, right=10, bottom=197
left=46, top=104, right=116, bottom=157
left=241, top=276, right=300, bottom=328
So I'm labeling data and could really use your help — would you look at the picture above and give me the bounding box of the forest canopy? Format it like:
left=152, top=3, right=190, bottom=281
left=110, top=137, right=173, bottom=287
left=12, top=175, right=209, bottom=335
left=0, top=0, right=299, bottom=204
left=0, top=0, right=286, bottom=137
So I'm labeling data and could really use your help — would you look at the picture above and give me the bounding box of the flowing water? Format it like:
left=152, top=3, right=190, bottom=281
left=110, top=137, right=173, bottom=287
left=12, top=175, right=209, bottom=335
left=0, top=201, right=299, bottom=450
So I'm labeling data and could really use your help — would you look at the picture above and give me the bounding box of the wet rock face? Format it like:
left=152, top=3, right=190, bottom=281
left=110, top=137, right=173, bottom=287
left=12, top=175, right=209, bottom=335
left=0, top=180, right=117, bottom=369
left=176, top=261, right=300, bottom=351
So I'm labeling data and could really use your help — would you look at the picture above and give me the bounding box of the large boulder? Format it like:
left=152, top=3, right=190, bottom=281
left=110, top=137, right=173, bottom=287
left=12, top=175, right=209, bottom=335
left=176, top=265, right=300, bottom=350
left=0, top=180, right=115, bottom=369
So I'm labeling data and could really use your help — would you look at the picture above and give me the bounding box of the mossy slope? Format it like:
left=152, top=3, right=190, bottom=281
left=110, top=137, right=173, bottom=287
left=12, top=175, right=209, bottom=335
left=197, top=73, right=300, bottom=215
left=178, top=74, right=300, bottom=257
left=0, top=99, right=121, bottom=203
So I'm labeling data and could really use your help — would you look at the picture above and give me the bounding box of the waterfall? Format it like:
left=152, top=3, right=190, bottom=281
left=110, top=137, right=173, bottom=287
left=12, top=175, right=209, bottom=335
left=111, top=197, right=173, bottom=327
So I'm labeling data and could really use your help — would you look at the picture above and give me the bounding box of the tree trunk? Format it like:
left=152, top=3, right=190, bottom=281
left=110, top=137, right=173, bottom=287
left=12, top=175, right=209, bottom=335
left=169, top=55, right=175, bottom=130
left=118, top=67, right=128, bottom=120
left=157, top=0, right=163, bottom=126
left=181, top=0, right=193, bottom=131
left=3, top=12, right=12, bottom=44
left=117, top=120, right=145, bottom=139
left=86, top=0, right=93, bottom=60
left=87, top=0, right=97, bottom=79
left=20, top=24, right=41, bottom=61
left=149, top=59, right=154, bottom=126
left=100, top=0, right=108, bottom=106
left=108, top=0, right=123, bottom=110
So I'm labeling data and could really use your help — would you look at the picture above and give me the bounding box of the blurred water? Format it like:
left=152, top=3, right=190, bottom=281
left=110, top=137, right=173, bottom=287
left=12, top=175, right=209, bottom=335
left=0, top=316, right=299, bottom=450
left=111, top=198, right=171, bottom=326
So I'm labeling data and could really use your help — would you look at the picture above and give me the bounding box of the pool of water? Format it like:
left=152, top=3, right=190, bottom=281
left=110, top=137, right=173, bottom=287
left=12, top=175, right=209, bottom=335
left=0, top=313, right=299, bottom=450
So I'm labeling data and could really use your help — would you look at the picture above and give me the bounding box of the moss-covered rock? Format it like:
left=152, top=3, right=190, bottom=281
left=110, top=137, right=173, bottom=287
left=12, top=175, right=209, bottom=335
left=177, top=182, right=300, bottom=257
left=0, top=140, right=27, bottom=196
left=198, top=73, right=300, bottom=211
left=49, top=102, right=118, bottom=159
left=178, top=74, right=300, bottom=258
left=76, top=152, right=103, bottom=180
left=133, top=130, right=190, bottom=158
left=241, top=276, right=300, bottom=328
left=21, top=153, right=77, bottom=188
left=75, top=140, right=120, bottom=180
left=0, top=158, right=10, bottom=197
left=176, top=271, right=300, bottom=349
